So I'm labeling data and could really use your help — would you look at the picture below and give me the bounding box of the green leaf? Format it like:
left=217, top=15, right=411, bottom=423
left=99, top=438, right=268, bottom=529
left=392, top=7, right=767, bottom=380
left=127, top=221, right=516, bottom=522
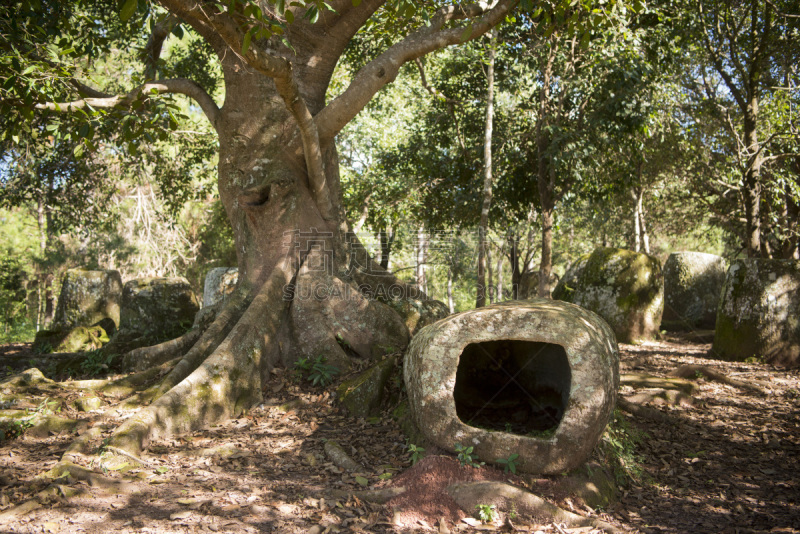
left=242, top=30, right=252, bottom=54
left=119, top=0, right=137, bottom=22
left=355, top=476, right=368, bottom=486
left=460, top=24, right=473, bottom=41
left=352, top=0, right=361, bottom=5
left=285, top=10, right=294, bottom=23
left=73, top=143, right=84, bottom=158
left=306, top=5, right=319, bottom=23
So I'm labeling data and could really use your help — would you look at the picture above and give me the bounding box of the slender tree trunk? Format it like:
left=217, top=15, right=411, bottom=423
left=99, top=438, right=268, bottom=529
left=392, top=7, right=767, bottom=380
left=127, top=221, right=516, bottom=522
left=416, top=226, right=428, bottom=294
left=487, top=243, right=494, bottom=303
left=379, top=227, right=392, bottom=271
left=508, top=233, right=521, bottom=300
left=639, top=199, right=650, bottom=255
left=495, top=248, right=503, bottom=302
left=447, top=269, right=455, bottom=313
left=785, top=161, right=800, bottom=259
left=632, top=187, right=641, bottom=252
left=476, top=34, right=496, bottom=308
left=536, top=44, right=556, bottom=299
left=36, top=195, right=47, bottom=331
left=743, top=93, right=763, bottom=257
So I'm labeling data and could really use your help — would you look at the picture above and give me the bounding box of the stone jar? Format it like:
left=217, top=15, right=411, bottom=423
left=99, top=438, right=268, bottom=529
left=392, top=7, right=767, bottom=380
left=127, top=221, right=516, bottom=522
left=404, top=298, right=619, bottom=475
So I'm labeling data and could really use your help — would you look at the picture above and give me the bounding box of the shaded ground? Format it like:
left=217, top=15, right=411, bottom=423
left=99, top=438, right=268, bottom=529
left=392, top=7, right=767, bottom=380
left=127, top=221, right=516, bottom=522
left=0, top=333, right=798, bottom=533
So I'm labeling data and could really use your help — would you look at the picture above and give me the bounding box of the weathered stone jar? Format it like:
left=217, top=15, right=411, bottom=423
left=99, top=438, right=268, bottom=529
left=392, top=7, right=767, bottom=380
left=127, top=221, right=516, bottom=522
left=52, top=269, right=123, bottom=330
left=555, top=247, right=663, bottom=343
left=404, top=298, right=619, bottom=475
left=713, top=259, right=800, bottom=367
left=662, top=251, right=727, bottom=330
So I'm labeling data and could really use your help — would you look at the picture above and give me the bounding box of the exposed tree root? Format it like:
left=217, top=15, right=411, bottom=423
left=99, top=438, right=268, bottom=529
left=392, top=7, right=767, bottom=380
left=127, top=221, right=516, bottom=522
left=617, top=398, right=673, bottom=423
left=121, top=327, right=202, bottom=372
left=0, top=484, right=84, bottom=526
left=670, top=364, right=770, bottom=395
left=101, top=265, right=292, bottom=459
left=101, top=357, right=180, bottom=399
left=150, top=290, right=250, bottom=399
left=327, top=487, right=407, bottom=504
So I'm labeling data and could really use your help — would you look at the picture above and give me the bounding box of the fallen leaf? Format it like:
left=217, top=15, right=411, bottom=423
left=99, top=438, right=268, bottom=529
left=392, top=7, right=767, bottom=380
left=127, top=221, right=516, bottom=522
left=169, top=511, right=192, bottom=521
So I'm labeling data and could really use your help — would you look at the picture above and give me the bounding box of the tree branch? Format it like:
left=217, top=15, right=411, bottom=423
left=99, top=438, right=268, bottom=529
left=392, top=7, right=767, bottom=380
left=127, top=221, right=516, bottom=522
left=315, top=0, right=517, bottom=144
left=699, top=2, right=746, bottom=111
left=35, top=79, right=221, bottom=129
left=143, top=14, right=180, bottom=80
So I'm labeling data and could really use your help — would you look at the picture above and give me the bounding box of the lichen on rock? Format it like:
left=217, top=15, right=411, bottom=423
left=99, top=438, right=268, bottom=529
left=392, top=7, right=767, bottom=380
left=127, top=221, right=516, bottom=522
left=662, top=251, right=727, bottom=330
left=203, top=267, right=239, bottom=307
left=386, top=297, right=449, bottom=336
left=336, top=355, right=398, bottom=418
left=119, top=277, right=200, bottom=340
left=556, top=247, right=663, bottom=344
left=52, top=269, right=123, bottom=330
left=712, top=259, right=800, bottom=367
left=403, top=298, right=619, bottom=475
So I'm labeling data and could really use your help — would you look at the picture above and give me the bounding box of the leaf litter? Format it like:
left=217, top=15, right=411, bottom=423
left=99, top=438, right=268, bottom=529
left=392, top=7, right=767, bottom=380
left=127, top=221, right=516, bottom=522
left=0, top=333, right=798, bottom=533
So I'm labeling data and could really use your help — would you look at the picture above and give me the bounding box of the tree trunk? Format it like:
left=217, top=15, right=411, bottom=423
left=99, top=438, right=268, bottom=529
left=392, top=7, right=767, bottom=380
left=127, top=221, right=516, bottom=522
left=487, top=243, right=494, bottom=304
left=536, top=43, right=555, bottom=299
left=495, top=248, right=503, bottom=302
left=632, top=180, right=649, bottom=254
left=507, top=233, right=521, bottom=300
left=743, top=92, right=763, bottom=257
left=447, top=269, right=455, bottom=313
left=379, top=227, right=393, bottom=271
left=476, top=34, right=496, bottom=309
left=640, top=199, right=650, bottom=254
left=632, top=187, right=641, bottom=252
left=784, top=161, right=800, bottom=259
left=416, top=226, right=428, bottom=294
left=102, top=60, right=418, bottom=460
left=35, top=194, right=51, bottom=330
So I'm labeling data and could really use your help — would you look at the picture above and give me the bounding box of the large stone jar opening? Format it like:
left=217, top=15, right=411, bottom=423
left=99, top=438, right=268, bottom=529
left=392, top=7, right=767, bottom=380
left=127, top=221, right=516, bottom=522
left=453, top=340, right=571, bottom=435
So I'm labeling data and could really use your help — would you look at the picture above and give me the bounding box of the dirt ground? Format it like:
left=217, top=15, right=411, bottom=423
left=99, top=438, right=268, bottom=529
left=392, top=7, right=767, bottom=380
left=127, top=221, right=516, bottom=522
left=1, top=333, right=799, bottom=533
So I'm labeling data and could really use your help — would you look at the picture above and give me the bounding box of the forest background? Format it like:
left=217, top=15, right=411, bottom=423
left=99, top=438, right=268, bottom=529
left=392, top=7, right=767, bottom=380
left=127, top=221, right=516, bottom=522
left=1, top=0, right=798, bottom=342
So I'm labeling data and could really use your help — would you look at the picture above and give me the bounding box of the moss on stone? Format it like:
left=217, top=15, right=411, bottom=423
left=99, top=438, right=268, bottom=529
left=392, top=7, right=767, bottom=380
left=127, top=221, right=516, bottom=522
left=337, top=355, right=397, bottom=418
left=662, top=252, right=727, bottom=330
left=558, top=247, right=663, bottom=343
left=712, top=259, right=800, bottom=367
left=34, top=325, right=110, bottom=354
left=552, top=254, right=591, bottom=303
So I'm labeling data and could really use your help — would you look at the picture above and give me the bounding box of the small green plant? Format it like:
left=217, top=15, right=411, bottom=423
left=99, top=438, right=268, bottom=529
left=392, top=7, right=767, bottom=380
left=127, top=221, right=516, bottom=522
left=34, top=342, right=52, bottom=355
left=79, top=350, right=116, bottom=377
left=455, top=443, right=483, bottom=468
left=294, top=355, right=339, bottom=387
left=475, top=504, right=497, bottom=523
left=504, top=422, right=513, bottom=432
left=407, top=442, right=425, bottom=465
left=496, top=453, right=519, bottom=474
left=597, top=409, right=647, bottom=485
left=0, top=418, right=34, bottom=442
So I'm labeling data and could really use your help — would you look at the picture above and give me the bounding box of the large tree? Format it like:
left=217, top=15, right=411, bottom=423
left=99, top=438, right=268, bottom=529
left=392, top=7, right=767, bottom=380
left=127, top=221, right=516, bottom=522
left=2, top=0, right=530, bottom=459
